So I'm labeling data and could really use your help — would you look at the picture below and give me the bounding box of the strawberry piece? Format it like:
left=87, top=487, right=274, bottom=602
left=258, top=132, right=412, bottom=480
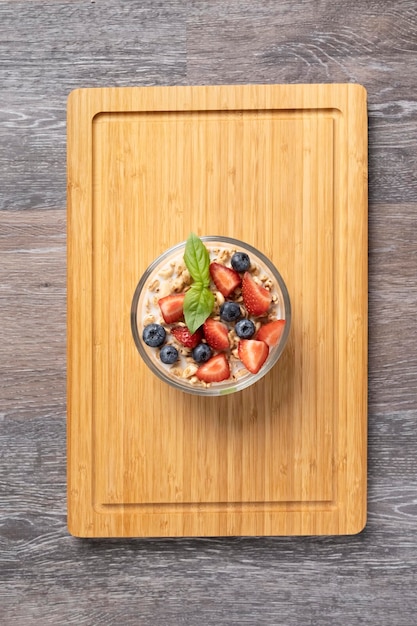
left=241, top=272, right=272, bottom=316
left=203, top=318, right=230, bottom=351
left=196, top=353, right=230, bottom=383
left=255, top=320, right=286, bottom=347
left=238, top=339, right=269, bottom=374
left=171, top=326, right=203, bottom=349
left=158, top=293, right=185, bottom=324
left=209, top=262, right=241, bottom=297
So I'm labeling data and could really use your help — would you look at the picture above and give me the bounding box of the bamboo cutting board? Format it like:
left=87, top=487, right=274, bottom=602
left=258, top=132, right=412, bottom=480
left=67, top=84, right=367, bottom=537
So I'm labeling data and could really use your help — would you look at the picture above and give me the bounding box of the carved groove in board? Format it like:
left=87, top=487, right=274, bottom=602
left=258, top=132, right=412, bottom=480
left=94, top=501, right=338, bottom=514
left=92, top=108, right=343, bottom=124
left=91, top=109, right=337, bottom=511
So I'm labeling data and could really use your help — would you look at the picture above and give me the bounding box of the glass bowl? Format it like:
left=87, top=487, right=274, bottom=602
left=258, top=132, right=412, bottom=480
left=131, top=236, right=291, bottom=396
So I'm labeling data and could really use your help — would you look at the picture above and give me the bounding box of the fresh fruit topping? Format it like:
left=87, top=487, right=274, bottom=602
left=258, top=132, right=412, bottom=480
left=231, top=251, right=251, bottom=273
left=242, top=272, right=272, bottom=316
left=192, top=343, right=212, bottom=363
left=209, top=262, right=241, bottom=297
left=255, top=319, right=286, bottom=347
left=220, top=301, right=241, bottom=322
left=203, top=318, right=230, bottom=351
left=143, top=323, right=166, bottom=347
left=159, top=345, right=179, bottom=364
left=196, top=353, right=230, bottom=383
left=235, top=318, right=256, bottom=339
left=183, top=233, right=214, bottom=333
left=171, top=326, right=203, bottom=348
left=238, top=339, right=269, bottom=374
left=158, top=293, right=186, bottom=324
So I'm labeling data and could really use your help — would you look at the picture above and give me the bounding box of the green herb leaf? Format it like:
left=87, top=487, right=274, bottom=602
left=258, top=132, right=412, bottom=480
left=184, top=233, right=210, bottom=287
left=184, top=283, right=214, bottom=334
left=183, top=234, right=214, bottom=333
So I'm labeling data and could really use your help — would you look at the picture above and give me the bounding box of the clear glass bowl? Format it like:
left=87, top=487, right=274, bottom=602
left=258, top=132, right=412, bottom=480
left=131, top=236, right=291, bottom=396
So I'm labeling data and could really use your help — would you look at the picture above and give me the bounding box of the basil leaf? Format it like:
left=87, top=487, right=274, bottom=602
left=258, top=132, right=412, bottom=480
left=184, top=284, right=214, bottom=334
left=184, top=233, right=210, bottom=287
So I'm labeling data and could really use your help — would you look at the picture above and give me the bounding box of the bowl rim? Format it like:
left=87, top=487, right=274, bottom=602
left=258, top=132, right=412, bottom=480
left=130, top=235, right=291, bottom=396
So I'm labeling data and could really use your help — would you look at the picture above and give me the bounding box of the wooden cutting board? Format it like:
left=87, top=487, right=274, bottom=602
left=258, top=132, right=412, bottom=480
left=67, top=84, right=368, bottom=537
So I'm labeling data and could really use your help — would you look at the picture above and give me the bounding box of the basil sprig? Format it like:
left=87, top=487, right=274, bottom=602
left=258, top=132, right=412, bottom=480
left=183, top=233, right=214, bottom=333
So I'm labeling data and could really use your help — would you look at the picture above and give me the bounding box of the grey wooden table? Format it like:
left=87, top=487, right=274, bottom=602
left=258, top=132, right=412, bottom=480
left=1, top=1, right=416, bottom=624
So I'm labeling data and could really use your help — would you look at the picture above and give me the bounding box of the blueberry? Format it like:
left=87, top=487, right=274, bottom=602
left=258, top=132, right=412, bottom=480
left=160, top=344, right=179, bottom=364
left=220, top=302, right=241, bottom=322
left=231, top=252, right=250, bottom=273
left=235, top=319, right=256, bottom=339
left=192, top=343, right=212, bottom=363
left=142, top=323, right=166, bottom=347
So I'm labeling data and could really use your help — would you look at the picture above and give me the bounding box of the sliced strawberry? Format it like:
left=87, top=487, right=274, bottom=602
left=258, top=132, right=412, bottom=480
left=209, top=262, right=241, bottom=297
left=241, top=272, right=272, bottom=316
left=158, top=293, right=185, bottom=324
left=238, top=339, right=269, bottom=374
left=196, top=353, right=230, bottom=383
left=203, top=318, right=230, bottom=351
left=171, top=326, right=203, bottom=348
left=255, top=320, right=286, bottom=347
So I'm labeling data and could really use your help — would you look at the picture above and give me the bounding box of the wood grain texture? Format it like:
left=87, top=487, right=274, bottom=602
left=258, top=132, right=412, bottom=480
left=1, top=0, right=417, bottom=622
left=0, top=0, right=187, bottom=211
left=187, top=0, right=417, bottom=204
left=67, top=84, right=367, bottom=537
